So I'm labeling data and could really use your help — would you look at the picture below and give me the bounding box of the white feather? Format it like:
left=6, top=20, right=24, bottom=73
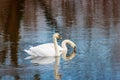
left=24, top=43, right=64, bottom=57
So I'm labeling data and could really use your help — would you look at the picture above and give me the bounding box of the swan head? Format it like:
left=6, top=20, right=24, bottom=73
left=53, top=33, right=62, bottom=39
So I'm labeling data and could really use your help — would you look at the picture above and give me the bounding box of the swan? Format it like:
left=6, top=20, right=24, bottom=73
left=24, top=33, right=62, bottom=57
left=24, top=33, right=76, bottom=59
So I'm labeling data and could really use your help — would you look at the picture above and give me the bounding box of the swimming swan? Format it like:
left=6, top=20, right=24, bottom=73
left=24, top=33, right=62, bottom=57
left=24, top=33, right=76, bottom=59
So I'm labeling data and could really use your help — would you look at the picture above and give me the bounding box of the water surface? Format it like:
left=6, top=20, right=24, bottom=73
left=0, top=0, right=120, bottom=80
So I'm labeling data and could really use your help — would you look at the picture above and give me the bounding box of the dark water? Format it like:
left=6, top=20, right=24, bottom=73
left=0, top=0, right=120, bottom=80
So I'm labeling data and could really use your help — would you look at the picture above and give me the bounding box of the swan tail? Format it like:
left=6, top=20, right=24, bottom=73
left=24, top=50, right=36, bottom=56
left=30, top=46, right=33, bottom=48
left=24, top=56, right=35, bottom=60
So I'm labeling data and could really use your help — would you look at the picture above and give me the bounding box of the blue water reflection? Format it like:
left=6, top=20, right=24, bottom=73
left=0, top=0, right=120, bottom=80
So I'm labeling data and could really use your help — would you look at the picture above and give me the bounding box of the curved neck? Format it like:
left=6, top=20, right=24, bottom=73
left=61, top=40, right=68, bottom=51
left=53, top=36, right=59, bottom=56
left=61, top=40, right=76, bottom=61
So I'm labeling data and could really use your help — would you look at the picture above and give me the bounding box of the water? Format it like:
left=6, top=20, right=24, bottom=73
left=0, top=0, right=120, bottom=80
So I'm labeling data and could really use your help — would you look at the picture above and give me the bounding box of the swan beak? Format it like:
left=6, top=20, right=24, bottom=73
left=74, top=46, right=76, bottom=53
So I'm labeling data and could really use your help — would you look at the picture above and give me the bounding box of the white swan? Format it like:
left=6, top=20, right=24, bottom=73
left=24, top=33, right=76, bottom=59
left=24, top=33, right=62, bottom=57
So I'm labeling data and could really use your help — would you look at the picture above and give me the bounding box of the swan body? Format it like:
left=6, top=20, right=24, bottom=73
left=25, top=43, right=64, bottom=57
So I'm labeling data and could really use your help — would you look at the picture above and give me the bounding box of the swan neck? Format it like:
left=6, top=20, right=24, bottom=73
left=62, top=40, right=76, bottom=61
left=62, top=41, right=67, bottom=51
left=53, top=36, right=59, bottom=56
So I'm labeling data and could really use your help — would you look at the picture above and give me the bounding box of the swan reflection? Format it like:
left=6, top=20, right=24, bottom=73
left=54, top=56, right=61, bottom=80
left=25, top=54, right=76, bottom=80
left=25, top=56, right=61, bottom=79
left=26, top=56, right=55, bottom=65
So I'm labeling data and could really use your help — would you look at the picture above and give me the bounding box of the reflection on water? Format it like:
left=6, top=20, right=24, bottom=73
left=26, top=56, right=55, bottom=65
left=54, top=56, right=61, bottom=80
left=26, top=56, right=62, bottom=80
left=0, top=0, right=120, bottom=80
left=0, top=0, right=24, bottom=67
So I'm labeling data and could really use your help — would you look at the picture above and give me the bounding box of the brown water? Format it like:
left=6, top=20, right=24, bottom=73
left=0, top=0, right=120, bottom=80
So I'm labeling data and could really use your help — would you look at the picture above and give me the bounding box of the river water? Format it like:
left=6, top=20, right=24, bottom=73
left=0, top=0, right=120, bottom=80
